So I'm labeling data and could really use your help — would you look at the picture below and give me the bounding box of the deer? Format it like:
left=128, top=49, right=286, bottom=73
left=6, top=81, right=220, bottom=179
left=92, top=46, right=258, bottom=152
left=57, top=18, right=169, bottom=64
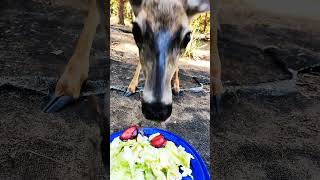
left=44, top=0, right=223, bottom=120
left=124, top=0, right=214, bottom=121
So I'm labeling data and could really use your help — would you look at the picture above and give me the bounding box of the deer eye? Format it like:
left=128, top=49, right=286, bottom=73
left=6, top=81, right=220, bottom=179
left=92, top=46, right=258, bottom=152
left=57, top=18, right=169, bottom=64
left=181, top=32, right=191, bottom=49
left=132, top=22, right=143, bottom=45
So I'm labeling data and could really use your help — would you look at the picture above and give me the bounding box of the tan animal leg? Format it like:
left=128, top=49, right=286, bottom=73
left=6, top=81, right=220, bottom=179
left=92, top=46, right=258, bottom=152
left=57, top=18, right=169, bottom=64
left=211, top=4, right=224, bottom=113
left=171, top=68, right=180, bottom=95
left=211, top=35, right=223, bottom=97
left=55, top=0, right=100, bottom=98
left=44, top=0, right=101, bottom=112
left=126, top=62, right=141, bottom=95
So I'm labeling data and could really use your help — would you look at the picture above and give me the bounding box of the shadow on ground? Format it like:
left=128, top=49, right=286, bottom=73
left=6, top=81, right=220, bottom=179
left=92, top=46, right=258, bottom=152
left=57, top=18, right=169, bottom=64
left=0, top=1, right=107, bottom=179
left=212, top=17, right=320, bottom=180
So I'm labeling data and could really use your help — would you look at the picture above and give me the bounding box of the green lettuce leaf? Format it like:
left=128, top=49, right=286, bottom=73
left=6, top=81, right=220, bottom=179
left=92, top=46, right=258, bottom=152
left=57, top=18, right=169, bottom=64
left=110, top=134, right=194, bottom=180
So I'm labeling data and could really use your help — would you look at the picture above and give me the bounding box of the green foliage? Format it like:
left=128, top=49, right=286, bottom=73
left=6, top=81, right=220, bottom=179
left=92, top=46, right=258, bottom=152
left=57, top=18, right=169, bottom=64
left=110, top=0, right=134, bottom=22
left=110, top=1, right=210, bottom=58
left=110, top=0, right=118, bottom=16
left=111, top=1, right=210, bottom=34
left=190, top=13, right=210, bottom=35
left=125, top=2, right=134, bottom=21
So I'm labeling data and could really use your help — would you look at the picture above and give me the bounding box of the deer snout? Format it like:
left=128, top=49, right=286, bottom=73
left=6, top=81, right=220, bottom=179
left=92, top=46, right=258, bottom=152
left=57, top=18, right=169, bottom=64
left=142, top=101, right=172, bottom=121
left=141, top=83, right=173, bottom=121
left=141, top=73, right=173, bottom=121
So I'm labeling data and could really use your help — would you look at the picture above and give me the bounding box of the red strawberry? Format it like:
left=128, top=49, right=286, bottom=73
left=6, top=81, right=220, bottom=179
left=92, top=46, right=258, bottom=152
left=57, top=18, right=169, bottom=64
left=150, top=134, right=167, bottom=148
left=120, top=125, right=138, bottom=141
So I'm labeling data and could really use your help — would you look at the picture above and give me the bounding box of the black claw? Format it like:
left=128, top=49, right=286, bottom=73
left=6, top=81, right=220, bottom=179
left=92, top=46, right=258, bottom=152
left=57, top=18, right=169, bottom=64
left=172, top=86, right=183, bottom=96
left=214, top=95, right=222, bottom=115
left=172, top=89, right=180, bottom=96
left=123, top=91, right=135, bottom=97
left=43, top=95, right=74, bottom=113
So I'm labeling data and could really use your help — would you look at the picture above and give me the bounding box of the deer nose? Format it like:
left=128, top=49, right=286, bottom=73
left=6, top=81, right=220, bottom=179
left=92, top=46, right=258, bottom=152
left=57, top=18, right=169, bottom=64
left=142, top=102, right=172, bottom=121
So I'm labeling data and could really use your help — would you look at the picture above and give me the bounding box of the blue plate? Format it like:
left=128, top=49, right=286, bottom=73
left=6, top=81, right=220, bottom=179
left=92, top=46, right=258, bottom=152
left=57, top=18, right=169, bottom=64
left=110, top=127, right=210, bottom=180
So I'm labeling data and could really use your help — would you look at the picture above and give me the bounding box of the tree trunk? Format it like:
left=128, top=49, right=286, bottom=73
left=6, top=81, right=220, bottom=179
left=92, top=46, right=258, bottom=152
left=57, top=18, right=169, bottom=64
left=118, top=0, right=125, bottom=25
left=203, top=13, right=207, bottom=33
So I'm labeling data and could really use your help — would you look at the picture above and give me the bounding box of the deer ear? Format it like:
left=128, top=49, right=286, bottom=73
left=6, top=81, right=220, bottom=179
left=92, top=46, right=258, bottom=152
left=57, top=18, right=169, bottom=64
left=185, top=0, right=210, bottom=17
left=129, top=0, right=143, bottom=16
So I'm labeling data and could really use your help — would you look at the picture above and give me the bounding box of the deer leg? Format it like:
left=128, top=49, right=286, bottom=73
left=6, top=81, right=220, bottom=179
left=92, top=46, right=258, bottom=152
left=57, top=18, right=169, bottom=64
left=211, top=9, right=224, bottom=115
left=124, top=62, right=141, bottom=97
left=44, top=0, right=101, bottom=113
left=212, top=44, right=223, bottom=114
left=171, top=67, right=180, bottom=95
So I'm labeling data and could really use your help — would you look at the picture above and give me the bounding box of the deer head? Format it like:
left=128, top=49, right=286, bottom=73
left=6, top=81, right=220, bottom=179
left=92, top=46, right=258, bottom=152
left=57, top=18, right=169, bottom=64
left=129, top=0, right=210, bottom=121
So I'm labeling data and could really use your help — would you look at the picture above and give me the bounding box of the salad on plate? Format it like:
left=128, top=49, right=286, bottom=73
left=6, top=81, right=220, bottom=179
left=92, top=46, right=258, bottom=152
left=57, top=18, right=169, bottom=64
left=110, top=125, right=194, bottom=180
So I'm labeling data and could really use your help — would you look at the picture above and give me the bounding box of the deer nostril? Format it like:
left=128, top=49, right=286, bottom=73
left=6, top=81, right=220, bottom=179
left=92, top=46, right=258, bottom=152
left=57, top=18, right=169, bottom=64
left=142, top=102, right=172, bottom=121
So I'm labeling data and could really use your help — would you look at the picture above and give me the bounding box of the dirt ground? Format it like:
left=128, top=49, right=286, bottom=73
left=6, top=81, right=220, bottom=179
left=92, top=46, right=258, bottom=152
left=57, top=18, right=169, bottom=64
left=212, top=2, right=320, bottom=180
left=1, top=1, right=106, bottom=179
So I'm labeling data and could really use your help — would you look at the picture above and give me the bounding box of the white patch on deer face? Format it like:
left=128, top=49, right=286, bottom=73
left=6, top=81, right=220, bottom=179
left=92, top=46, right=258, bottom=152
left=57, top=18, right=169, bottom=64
left=199, top=3, right=209, bottom=11
left=187, top=0, right=201, bottom=8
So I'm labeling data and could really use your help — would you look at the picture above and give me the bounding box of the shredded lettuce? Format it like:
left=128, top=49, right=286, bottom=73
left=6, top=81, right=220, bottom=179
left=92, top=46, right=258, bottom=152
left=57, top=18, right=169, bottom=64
left=110, top=133, right=194, bottom=180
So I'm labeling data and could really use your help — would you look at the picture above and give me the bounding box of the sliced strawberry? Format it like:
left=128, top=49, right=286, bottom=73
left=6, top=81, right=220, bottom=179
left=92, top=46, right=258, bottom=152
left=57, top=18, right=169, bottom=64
left=120, top=125, right=138, bottom=141
left=150, top=134, right=167, bottom=148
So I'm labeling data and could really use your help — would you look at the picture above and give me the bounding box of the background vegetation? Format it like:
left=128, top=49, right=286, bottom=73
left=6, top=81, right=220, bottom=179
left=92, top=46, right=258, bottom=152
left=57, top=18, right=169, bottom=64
left=110, top=0, right=210, bottom=58
left=110, top=0, right=210, bottom=35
